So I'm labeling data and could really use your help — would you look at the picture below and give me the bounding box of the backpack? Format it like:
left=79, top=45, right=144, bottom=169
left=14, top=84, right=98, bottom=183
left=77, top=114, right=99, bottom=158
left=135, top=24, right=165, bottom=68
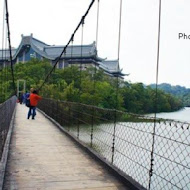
left=26, top=99, right=31, bottom=107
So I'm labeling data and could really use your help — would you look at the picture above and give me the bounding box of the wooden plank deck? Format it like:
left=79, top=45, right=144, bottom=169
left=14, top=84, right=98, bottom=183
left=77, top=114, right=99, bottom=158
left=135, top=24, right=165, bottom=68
left=3, top=104, right=128, bottom=190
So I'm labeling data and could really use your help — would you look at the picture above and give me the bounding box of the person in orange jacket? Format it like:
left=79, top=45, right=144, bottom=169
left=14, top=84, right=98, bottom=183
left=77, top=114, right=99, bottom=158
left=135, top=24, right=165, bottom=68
left=27, top=89, right=42, bottom=120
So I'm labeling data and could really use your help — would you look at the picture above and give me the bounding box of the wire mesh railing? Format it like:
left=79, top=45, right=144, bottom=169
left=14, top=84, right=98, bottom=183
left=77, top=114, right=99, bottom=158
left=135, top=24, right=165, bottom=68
left=0, top=96, right=17, bottom=160
left=38, top=98, right=190, bottom=190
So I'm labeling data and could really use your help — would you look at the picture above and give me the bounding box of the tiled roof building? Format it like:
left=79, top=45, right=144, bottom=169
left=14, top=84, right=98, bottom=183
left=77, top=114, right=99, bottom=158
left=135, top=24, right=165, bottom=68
left=0, top=34, right=126, bottom=78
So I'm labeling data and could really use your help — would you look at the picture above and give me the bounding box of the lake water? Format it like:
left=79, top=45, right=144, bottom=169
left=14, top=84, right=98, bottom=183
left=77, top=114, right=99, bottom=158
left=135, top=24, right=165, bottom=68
left=148, top=107, right=190, bottom=123
left=69, top=107, right=190, bottom=189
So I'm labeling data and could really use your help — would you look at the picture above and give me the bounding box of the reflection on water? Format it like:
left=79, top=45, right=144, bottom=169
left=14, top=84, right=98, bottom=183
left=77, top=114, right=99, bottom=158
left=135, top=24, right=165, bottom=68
left=148, top=107, right=190, bottom=122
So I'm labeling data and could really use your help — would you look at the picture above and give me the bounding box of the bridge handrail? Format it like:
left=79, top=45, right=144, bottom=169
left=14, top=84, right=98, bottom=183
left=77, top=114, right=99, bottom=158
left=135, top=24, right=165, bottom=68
left=38, top=98, right=190, bottom=190
left=0, top=96, right=17, bottom=160
left=41, top=98, right=190, bottom=125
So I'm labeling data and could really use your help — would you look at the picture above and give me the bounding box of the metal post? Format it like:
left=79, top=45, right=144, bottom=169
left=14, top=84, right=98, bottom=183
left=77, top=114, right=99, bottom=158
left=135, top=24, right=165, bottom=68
left=77, top=119, right=80, bottom=139
left=56, top=100, right=59, bottom=122
left=111, top=110, right=117, bottom=164
left=77, top=105, right=80, bottom=139
left=148, top=0, right=162, bottom=189
left=90, top=107, right=94, bottom=147
left=68, top=104, right=71, bottom=132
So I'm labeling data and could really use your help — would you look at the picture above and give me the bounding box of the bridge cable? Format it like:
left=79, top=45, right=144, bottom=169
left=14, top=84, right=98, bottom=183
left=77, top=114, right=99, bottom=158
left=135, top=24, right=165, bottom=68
left=148, top=0, right=162, bottom=189
left=95, top=0, right=100, bottom=49
left=91, top=0, right=100, bottom=147
left=68, top=35, right=74, bottom=100
left=76, top=19, right=85, bottom=139
left=4, top=0, right=16, bottom=96
left=5, top=18, right=9, bottom=100
left=4, top=27, right=8, bottom=100
left=1, top=1, right=8, bottom=101
left=93, top=0, right=100, bottom=101
left=79, top=20, right=84, bottom=101
left=38, top=0, right=95, bottom=91
left=1, top=2, right=6, bottom=102
left=71, top=38, right=74, bottom=64
left=112, top=0, right=123, bottom=164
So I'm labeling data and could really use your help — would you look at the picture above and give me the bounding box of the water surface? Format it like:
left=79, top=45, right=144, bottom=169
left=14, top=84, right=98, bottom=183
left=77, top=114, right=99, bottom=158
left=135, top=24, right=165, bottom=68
left=148, top=107, right=190, bottom=122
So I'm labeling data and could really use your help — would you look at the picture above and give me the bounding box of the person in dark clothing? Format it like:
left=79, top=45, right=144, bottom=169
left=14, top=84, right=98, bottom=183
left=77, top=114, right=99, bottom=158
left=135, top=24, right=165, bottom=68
left=19, top=92, right=24, bottom=104
left=23, top=91, right=29, bottom=104
left=25, top=88, right=34, bottom=107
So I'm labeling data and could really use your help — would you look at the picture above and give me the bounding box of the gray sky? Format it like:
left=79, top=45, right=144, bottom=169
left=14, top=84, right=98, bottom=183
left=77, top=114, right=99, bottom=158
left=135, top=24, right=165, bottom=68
left=1, top=0, right=190, bottom=88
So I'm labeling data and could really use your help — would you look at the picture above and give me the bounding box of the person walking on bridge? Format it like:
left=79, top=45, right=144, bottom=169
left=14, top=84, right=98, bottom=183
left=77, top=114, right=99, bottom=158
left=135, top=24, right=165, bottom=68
left=27, top=90, right=42, bottom=120
left=25, top=88, right=33, bottom=107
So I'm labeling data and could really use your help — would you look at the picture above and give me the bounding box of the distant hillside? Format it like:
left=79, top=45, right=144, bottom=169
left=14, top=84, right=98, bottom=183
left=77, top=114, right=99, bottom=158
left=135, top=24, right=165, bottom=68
left=149, top=83, right=190, bottom=107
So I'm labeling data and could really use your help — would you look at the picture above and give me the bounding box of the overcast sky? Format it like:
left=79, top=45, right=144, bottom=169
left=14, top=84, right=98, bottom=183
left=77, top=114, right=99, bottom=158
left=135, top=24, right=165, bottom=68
left=0, top=0, right=190, bottom=88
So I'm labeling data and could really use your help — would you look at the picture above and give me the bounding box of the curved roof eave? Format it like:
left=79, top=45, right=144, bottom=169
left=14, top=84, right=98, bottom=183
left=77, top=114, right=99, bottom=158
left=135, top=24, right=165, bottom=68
left=99, top=65, right=127, bottom=76
left=12, top=38, right=54, bottom=60
left=30, top=43, right=54, bottom=60
left=45, top=42, right=97, bottom=60
left=95, top=56, right=106, bottom=61
left=12, top=40, right=25, bottom=60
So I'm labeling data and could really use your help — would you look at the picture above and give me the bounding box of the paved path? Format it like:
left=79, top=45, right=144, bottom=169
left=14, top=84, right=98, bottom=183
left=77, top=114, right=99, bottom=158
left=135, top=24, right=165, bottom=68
left=3, top=104, right=127, bottom=190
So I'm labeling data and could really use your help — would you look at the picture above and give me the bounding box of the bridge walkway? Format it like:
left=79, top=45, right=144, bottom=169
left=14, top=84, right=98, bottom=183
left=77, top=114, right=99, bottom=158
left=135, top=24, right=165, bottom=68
left=3, top=104, right=127, bottom=190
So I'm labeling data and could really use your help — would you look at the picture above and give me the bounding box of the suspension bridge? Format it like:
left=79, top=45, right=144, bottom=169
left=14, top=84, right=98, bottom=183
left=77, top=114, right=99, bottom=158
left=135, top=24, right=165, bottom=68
left=0, top=0, right=190, bottom=190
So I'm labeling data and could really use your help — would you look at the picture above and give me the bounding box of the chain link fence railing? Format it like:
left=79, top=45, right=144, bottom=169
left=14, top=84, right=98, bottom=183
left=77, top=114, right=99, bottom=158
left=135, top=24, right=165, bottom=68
left=0, top=96, right=17, bottom=160
left=38, top=98, right=190, bottom=190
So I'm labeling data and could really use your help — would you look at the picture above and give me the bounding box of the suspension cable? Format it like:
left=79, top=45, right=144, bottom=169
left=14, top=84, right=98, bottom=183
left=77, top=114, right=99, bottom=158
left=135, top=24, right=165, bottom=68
left=112, top=0, right=123, bottom=164
left=4, top=26, right=8, bottom=100
left=1, top=2, right=5, bottom=60
left=91, top=0, right=100, bottom=147
left=148, top=0, right=162, bottom=189
left=79, top=21, right=84, bottom=101
left=67, top=36, right=74, bottom=99
left=71, top=38, right=74, bottom=64
left=5, top=0, right=16, bottom=95
left=1, top=2, right=6, bottom=102
left=93, top=0, right=100, bottom=99
left=117, top=0, right=122, bottom=63
left=38, top=0, right=95, bottom=91
left=96, top=0, right=100, bottom=50
left=116, top=0, right=123, bottom=109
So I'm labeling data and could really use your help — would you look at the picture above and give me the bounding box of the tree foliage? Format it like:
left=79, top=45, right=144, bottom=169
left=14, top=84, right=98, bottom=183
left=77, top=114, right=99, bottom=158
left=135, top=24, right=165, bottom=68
left=149, top=83, right=190, bottom=107
left=0, top=59, right=183, bottom=113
